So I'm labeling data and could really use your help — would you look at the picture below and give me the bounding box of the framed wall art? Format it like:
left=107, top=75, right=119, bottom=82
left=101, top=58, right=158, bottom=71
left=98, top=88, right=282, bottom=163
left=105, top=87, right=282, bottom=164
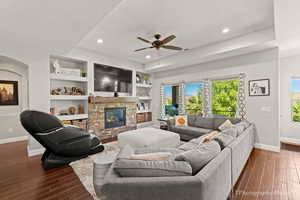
left=0, top=80, right=18, bottom=105
left=249, top=79, right=270, bottom=96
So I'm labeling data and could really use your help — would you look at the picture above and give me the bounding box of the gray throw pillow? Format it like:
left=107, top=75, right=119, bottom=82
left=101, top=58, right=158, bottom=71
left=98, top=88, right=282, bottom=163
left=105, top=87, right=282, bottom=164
left=178, top=134, right=209, bottom=151
left=214, top=134, right=234, bottom=149
left=222, top=127, right=238, bottom=138
left=114, top=159, right=192, bottom=177
left=175, top=141, right=221, bottom=174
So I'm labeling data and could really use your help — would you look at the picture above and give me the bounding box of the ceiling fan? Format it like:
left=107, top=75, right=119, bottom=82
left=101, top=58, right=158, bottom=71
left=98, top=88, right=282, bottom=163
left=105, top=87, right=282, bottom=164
left=134, top=34, right=187, bottom=52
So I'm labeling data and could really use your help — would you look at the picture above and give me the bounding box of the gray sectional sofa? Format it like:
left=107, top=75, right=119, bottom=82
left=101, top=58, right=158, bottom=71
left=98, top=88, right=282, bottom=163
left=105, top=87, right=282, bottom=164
left=168, top=115, right=241, bottom=140
left=96, top=116, right=255, bottom=200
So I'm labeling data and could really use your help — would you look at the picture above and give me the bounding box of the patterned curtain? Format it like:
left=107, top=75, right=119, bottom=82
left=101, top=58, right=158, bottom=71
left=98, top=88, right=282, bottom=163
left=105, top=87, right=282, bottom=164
left=203, top=79, right=212, bottom=117
left=237, top=73, right=247, bottom=119
left=178, top=82, right=185, bottom=115
left=160, top=84, right=166, bottom=119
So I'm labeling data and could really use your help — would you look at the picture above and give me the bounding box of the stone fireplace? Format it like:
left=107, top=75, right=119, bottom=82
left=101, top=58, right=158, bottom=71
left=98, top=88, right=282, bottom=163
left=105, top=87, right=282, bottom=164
left=88, top=97, right=137, bottom=140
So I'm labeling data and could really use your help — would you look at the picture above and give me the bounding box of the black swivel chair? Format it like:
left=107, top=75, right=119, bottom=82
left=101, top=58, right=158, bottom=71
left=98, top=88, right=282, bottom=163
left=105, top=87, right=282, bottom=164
left=20, top=110, right=104, bottom=170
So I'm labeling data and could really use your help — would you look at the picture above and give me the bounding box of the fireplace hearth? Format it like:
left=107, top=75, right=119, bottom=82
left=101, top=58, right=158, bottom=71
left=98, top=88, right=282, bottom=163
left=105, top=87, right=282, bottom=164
left=105, top=107, right=126, bottom=129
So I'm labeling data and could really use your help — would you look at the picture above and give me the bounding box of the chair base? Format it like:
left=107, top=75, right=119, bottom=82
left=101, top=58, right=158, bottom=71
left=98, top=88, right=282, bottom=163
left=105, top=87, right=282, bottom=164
left=42, top=145, right=105, bottom=170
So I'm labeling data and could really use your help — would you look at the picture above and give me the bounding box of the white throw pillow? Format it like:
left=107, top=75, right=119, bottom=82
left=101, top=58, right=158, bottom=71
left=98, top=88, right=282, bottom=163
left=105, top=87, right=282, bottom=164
left=218, top=119, right=233, bottom=131
left=175, top=115, right=188, bottom=126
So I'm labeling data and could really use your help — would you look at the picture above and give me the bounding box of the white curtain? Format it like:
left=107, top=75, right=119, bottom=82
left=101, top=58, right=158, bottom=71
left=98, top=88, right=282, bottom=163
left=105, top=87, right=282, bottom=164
left=237, top=73, right=247, bottom=119
left=178, top=82, right=185, bottom=115
left=203, top=79, right=212, bottom=117
left=159, top=84, right=166, bottom=119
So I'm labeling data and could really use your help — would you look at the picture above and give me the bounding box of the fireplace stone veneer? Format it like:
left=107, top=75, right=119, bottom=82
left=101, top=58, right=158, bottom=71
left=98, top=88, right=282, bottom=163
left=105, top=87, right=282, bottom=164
left=88, top=97, right=138, bottom=140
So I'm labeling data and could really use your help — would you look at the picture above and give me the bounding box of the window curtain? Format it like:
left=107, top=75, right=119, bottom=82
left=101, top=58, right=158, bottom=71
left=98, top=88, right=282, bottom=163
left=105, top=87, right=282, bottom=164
left=178, top=82, right=185, bottom=115
left=237, top=73, right=247, bottom=119
left=203, top=79, right=212, bottom=117
left=159, top=84, right=166, bottom=119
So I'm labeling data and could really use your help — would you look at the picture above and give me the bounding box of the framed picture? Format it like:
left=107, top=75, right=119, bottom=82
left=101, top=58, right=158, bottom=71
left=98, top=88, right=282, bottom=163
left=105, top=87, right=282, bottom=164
left=0, top=80, right=18, bottom=105
left=249, top=79, right=270, bottom=96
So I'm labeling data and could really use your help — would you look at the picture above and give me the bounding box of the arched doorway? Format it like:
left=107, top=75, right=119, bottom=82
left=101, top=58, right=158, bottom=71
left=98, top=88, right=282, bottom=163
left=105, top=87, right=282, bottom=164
left=0, top=56, right=29, bottom=143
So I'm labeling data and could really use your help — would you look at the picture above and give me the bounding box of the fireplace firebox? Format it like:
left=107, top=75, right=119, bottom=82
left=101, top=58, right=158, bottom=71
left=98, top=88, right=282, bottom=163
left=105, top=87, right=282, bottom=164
left=104, top=107, right=126, bottom=129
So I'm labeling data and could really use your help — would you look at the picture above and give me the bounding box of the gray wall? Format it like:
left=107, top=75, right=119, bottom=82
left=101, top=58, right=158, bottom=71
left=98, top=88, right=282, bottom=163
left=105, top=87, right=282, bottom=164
left=280, top=54, right=300, bottom=142
left=152, top=48, right=280, bottom=149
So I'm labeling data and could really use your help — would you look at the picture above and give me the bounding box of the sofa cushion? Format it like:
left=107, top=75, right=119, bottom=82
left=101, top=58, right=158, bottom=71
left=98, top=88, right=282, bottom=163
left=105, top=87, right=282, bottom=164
left=222, top=127, right=238, bottom=138
left=187, top=114, right=198, bottom=126
left=175, top=140, right=221, bottom=174
left=170, top=125, right=213, bottom=138
left=114, top=159, right=192, bottom=177
left=213, top=118, right=241, bottom=130
left=214, top=134, right=234, bottom=149
left=233, top=121, right=251, bottom=136
left=129, top=152, right=173, bottom=161
left=193, top=117, right=214, bottom=129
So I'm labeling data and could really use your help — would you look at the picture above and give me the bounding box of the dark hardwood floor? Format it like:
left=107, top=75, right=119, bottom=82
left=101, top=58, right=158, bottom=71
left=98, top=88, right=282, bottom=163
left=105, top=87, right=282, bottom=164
left=0, top=141, right=299, bottom=200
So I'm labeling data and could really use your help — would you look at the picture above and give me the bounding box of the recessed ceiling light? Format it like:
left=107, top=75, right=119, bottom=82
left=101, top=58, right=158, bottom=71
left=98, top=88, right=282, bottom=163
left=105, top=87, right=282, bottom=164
left=97, top=38, right=104, bottom=44
left=222, top=28, right=230, bottom=34
left=145, top=55, right=151, bottom=59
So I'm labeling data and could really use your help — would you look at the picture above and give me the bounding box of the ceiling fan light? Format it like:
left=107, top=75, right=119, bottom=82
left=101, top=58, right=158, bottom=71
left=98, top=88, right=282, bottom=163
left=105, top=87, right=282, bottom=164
left=222, top=28, right=230, bottom=34
left=145, top=55, right=151, bottom=59
left=97, top=38, right=104, bottom=44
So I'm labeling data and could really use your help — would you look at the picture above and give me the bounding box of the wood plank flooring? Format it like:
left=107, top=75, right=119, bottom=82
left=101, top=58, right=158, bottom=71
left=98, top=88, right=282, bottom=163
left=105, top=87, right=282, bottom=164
left=0, top=141, right=299, bottom=200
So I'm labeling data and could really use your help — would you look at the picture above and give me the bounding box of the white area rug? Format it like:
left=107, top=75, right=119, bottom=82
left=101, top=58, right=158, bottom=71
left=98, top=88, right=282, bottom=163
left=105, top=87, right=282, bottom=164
left=70, top=142, right=120, bottom=200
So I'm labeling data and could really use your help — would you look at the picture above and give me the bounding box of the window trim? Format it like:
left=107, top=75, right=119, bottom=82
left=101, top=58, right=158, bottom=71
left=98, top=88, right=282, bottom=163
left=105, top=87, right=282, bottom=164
left=290, top=77, right=300, bottom=123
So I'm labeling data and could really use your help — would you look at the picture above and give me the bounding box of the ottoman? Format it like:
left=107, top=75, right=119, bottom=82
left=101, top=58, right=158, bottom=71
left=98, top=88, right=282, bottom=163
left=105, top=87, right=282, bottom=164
left=118, top=127, right=180, bottom=149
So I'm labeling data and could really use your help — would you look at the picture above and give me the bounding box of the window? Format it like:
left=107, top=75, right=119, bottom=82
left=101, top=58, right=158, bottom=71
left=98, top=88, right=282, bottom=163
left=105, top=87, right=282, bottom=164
left=292, top=79, right=300, bottom=122
left=185, top=83, right=204, bottom=114
left=212, top=79, right=239, bottom=117
left=164, top=85, right=180, bottom=116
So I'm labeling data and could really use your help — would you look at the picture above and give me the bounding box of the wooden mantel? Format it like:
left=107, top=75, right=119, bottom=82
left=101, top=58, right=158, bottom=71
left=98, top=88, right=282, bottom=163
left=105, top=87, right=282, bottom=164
left=88, top=96, right=139, bottom=103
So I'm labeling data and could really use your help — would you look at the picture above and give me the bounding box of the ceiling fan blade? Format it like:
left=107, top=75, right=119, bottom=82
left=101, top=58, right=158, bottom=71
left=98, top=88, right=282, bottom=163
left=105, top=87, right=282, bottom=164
left=162, top=45, right=183, bottom=51
left=137, top=37, right=151, bottom=44
left=161, top=35, right=176, bottom=44
left=134, top=46, right=153, bottom=52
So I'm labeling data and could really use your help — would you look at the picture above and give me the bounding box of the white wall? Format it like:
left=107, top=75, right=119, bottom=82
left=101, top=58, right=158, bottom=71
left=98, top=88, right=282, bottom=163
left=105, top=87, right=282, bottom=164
left=26, top=47, right=144, bottom=153
left=280, top=54, right=300, bottom=143
left=0, top=57, right=29, bottom=142
left=152, top=48, right=280, bottom=150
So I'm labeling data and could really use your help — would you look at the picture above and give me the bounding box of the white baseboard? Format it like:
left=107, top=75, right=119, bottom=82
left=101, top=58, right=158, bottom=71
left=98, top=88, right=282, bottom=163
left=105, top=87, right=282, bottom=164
left=27, top=146, right=45, bottom=157
left=254, top=143, right=280, bottom=152
left=280, top=137, right=300, bottom=145
left=0, top=136, right=28, bottom=144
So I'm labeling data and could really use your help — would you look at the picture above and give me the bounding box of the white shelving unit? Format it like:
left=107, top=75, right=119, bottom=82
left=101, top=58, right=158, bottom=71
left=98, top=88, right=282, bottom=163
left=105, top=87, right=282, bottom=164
left=136, top=72, right=152, bottom=124
left=49, top=55, right=89, bottom=124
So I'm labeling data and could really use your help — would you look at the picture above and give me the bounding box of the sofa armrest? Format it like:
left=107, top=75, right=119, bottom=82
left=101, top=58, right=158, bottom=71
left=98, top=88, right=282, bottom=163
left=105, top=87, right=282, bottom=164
left=195, top=148, right=232, bottom=200
left=166, top=118, right=175, bottom=129
left=100, top=175, right=201, bottom=200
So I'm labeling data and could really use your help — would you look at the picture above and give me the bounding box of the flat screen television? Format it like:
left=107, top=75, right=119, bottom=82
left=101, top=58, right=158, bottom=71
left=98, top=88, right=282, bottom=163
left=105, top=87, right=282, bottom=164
left=94, top=63, right=132, bottom=93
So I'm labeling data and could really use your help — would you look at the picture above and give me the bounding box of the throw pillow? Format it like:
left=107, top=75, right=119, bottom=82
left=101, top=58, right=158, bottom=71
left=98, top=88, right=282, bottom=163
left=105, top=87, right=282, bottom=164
left=175, top=140, right=221, bottom=174
left=202, top=131, right=221, bottom=142
left=175, top=115, right=188, bottom=126
left=114, top=159, right=192, bottom=177
left=129, top=152, right=172, bottom=161
left=214, top=134, right=234, bottom=149
left=117, top=145, right=135, bottom=160
left=222, top=127, right=238, bottom=138
left=218, top=119, right=233, bottom=131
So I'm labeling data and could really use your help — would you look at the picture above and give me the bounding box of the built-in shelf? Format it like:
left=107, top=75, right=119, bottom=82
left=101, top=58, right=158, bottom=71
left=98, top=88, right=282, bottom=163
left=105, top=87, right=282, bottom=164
left=56, top=114, right=88, bottom=121
left=136, top=83, right=152, bottom=88
left=50, top=74, right=88, bottom=82
left=137, top=110, right=152, bottom=114
left=50, top=95, right=88, bottom=100
left=139, top=96, right=152, bottom=100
